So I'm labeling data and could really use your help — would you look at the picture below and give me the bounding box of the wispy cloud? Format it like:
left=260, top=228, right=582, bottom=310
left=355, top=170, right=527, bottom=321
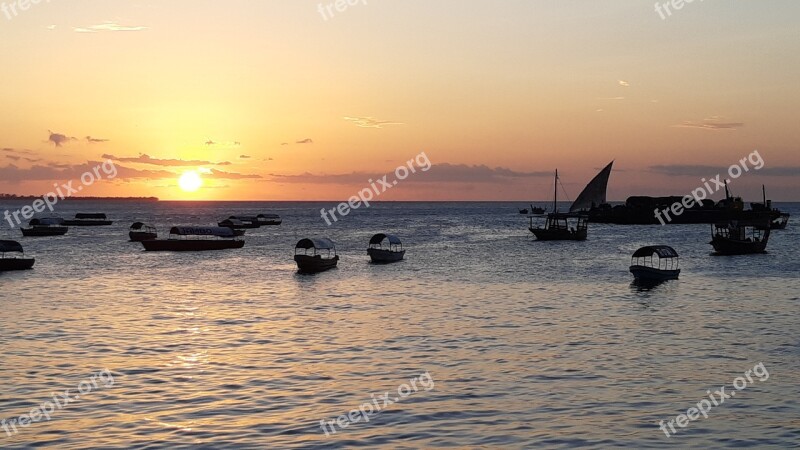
left=86, top=136, right=109, bottom=143
left=676, top=117, right=744, bottom=130
left=296, top=138, right=314, bottom=144
left=343, top=116, right=405, bottom=128
left=597, top=96, right=625, bottom=101
left=74, top=22, right=148, bottom=33
left=618, top=80, right=630, bottom=87
left=102, top=153, right=232, bottom=167
left=239, top=155, right=251, bottom=159
left=269, top=163, right=551, bottom=184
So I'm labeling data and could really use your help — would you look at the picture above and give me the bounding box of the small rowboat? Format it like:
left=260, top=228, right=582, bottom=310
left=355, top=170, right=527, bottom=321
left=294, top=238, right=339, bottom=273
left=367, top=233, right=405, bottom=263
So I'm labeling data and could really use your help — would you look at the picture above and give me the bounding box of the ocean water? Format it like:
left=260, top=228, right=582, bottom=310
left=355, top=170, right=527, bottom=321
left=1, top=201, right=798, bottom=449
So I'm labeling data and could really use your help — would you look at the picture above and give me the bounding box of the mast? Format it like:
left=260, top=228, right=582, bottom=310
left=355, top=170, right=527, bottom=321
left=553, top=169, right=558, bottom=213
left=762, top=185, right=766, bottom=204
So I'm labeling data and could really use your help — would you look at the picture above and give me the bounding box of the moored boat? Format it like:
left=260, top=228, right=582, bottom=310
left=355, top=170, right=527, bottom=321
left=629, top=245, right=681, bottom=281
left=0, top=240, right=35, bottom=271
left=710, top=220, right=770, bottom=255
left=294, top=238, right=339, bottom=273
left=21, top=218, right=69, bottom=237
left=129, top=222, right=158, bottom=241
left=530, top=169, right=590, bottom=241
left=219, top=217, right=260, bottom=229
left=254, top=214, right=282, bottom=226
left=367, top=233, right=405, bottom=263
left=142, top=226, right=245, bottom=251
left=63, top=213, right=113, bottom=226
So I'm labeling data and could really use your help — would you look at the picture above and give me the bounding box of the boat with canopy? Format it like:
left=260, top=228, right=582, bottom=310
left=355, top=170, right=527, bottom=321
left=367, top=234, right=405, bottom=263
left=0, top=240, right=35, bottom=271
left=141, top=226, right=245, bottom=251
left=129, top=222, right=158, bottom=241
left=710, top=220, right=770, bottom=255
left=21, top=218, right=69, bottom=237
left=294, top=238, right=339, bottom=273
left=629, top=245, right=681, bottom=281
left=63, top=213, right=113, bottom=226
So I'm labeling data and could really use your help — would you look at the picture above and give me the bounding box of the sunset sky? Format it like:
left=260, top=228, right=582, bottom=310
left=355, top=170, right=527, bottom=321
left=1, top=0, right=798, bottom=201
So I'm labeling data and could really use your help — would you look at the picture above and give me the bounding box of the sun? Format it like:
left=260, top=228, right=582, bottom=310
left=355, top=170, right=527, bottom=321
left=178, top=170, right=203, bottom=192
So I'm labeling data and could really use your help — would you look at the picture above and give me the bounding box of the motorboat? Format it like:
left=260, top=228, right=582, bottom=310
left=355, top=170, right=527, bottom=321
left=21, top=218, right=69, bottom=237
left=530, top=205, right=547, bottom=215
left=530, top=169, right=590, bottom=241
left=63, top=213, right=113, bottom=226
left=629, top=245, right=681, bottom=281
left=367, top=233, right=405, bottom=263
left=254, top=214, right=282, bottom=226
left=219, top=217, right=260, bottom=229
left=771, top=213, right=790, bottom=230
left=0, top=240, right=35, bottom=271
left=710, top=220, right=770, bottom=255
left=141, top=226, right=245, bottom=251
left=129, top=222, right=157, bottom=241
left=294, top=238, right=339, bottom=273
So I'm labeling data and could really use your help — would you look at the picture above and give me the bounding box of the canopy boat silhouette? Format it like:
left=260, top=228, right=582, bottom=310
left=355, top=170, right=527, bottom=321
left=0, top=240, right=35, bottom=271
left=142, top=226, right=245, bottom=251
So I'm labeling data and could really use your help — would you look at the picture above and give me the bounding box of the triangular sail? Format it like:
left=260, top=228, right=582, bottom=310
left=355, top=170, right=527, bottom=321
left=569, top=161, right=613, bottom=212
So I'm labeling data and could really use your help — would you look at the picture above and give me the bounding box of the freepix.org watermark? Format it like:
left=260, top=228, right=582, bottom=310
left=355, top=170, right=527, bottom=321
left=2, top=369, right=115, bottom=439
left=317, top=0, right=366, bottom=21
left=3, top=159, right=118, bottom=228
left=654, top=0, right=703, bottom=20
left=319, top=371, right=434, bottom=437
left=1, top=0, right=50, bottom=22
left=320, top=151, right=432, bottom=226
left=658, top=362, right=769, bottom=438
left=653, top=150, right=765, bottom=225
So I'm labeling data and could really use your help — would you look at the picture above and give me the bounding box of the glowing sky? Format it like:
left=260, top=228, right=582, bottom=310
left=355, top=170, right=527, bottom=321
left=1, top=0, right=798, bottom=200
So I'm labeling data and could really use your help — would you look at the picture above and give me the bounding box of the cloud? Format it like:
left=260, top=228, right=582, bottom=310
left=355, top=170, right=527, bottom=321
left=269, top=163, right=551, bottom=184
left=74, top=22, right=148, bottom=33
left=239, top=155, right=251, bottom=159
left=102, top=153, right=232, bottom=166
left=676, top=117, right=744, bottom=130
left=204, top=168, right=262, bottom=180
left=597, top=97, right=625, bottom=101
left=343, top=116, right=405, bottom=128
left=280, top=142, right=289, bottom=146
left=86, top=136, right=109, bottom=143
left=296, top=138, right=314, bottom=144
left=618, top=80, right=630, bottom=87
left=48, top=131, right=78, bottom=147
left=2, top=148, right=36, bottom=155
left=650, top=163, right=800, bottom=178
left=205, top=140, right=216, bottom=146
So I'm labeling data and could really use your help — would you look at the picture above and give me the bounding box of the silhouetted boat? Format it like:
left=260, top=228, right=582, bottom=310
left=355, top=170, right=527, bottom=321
left=750, top=186, right=790, bottom=230
left=0, top=240, right=35, bottom=271
left=771, top=213, right=790, bottom=230
left=129, top=222, right=157, bottom=241
left=219, top=217, right=260, bottom=229
left=518, top=207, right=528, bottom=214
left=21, top=218, right=69, bottom=237
left=367, top=234, right=405, bottom=263
left=142, top=226, right=245, bottom=251
left=294, top=238, right=339, bottom=273
left=530, top=169, right=589, bottom=241
left=63, top=213, right=113, bottom=226
left=254, top=214, right=282, bottom=226
left=710, top=220, right=770, bottom=255
left=530, top=205, right=547, bottom=215
left=629, top=245, right=681, bottom=281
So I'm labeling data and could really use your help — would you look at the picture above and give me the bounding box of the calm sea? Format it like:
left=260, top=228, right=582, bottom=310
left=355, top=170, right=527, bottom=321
left=1, top=201, right=799, bottom=449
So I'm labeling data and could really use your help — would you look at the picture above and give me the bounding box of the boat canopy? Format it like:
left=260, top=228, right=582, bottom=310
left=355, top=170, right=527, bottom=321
left=130, top=222, right=146, bottom=229
left=169, top=226, right=236, bottom=237
left=296, top=238, right=336, bottom=250
left=220, top=218, right=246, bottom=226
left=257, top=214, right=280, bottom=219
left=369, top=233, right=402, bottom=246
left=570, top=161, right=614, bottom=213
left=76, top=213, right=107, bottom=219
left=632, top=245, right=679, bottom=259
left=30, top=217, right=65, bottom=226
left=0, top=240, right=24, bottom=253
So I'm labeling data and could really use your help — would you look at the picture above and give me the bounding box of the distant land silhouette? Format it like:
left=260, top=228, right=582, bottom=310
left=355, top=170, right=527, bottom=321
left=0, top=194, right=159, bottom=201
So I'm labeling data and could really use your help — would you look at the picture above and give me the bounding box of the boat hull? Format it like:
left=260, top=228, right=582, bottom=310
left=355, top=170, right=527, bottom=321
left=0, top=258, right=35, bottom=271
left=368, top=248, right=405, bottom=263
left=294, top=254, right=339, bottom=273
left=141, top=239, right=245, bottom=251
left=629, top=265, right=680, bottom=281
left=530, top=227, right=587, bottom=241
left=129, top=231, right=158, bottom=242
left=710, top=238, right=768, bottom=255
left=21, top=227, right=68, bottom=237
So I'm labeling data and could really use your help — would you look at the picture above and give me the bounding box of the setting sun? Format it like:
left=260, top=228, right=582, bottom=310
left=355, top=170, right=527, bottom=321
left=178, top=170, right=203, bottom=192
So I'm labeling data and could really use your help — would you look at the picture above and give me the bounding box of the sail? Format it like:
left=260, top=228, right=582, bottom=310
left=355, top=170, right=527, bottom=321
left=569, top=161, right=613, bottom=212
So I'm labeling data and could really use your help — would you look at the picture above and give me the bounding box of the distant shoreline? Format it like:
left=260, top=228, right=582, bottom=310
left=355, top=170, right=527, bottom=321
left=0, top=194, right=159, bottom=202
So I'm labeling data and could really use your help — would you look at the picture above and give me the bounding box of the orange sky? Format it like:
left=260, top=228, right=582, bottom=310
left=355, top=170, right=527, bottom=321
left=1, top=1, right=798, bottom=201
